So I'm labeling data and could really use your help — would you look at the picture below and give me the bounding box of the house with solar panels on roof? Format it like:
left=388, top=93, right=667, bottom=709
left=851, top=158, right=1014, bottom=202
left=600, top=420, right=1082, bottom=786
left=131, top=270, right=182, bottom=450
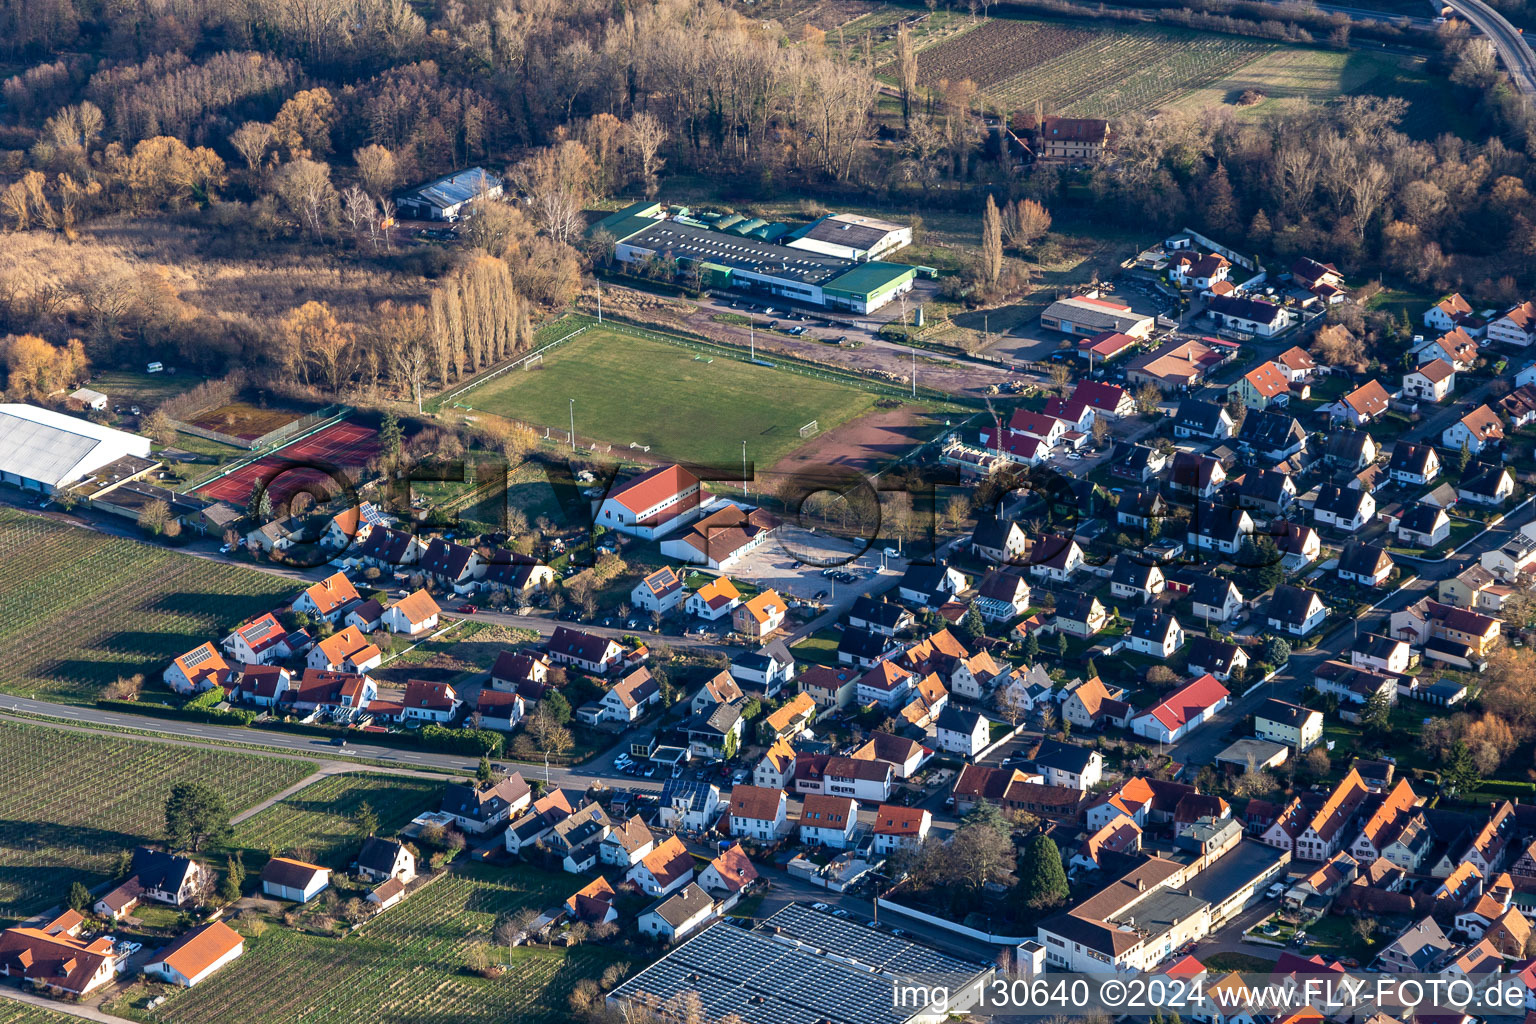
left=393, top=168, right=502, bottom=222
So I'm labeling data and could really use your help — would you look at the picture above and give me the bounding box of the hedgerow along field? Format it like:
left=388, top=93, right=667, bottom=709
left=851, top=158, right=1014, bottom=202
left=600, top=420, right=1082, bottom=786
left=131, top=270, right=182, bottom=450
left=885, top=16, right=1272, bottom=117
left=154, top=865, right=630, bottom=1024
left=0, top=721, right=315, bottom=924
left=229, top=772, right=442, bottom=871
left=450, top=323, right=884, bottom=468
left=0, top=507, right=295, bottom=703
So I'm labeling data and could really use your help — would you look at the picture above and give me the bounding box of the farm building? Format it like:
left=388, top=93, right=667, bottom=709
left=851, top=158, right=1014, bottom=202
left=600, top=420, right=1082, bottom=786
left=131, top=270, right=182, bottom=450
left=0, top=403, right=152, bottom=493
left=595, top=202, right=916, bottom=313
left=394, top=168, right=503, bottom=221
left=141, top=921, right=244, bottom=988
left=1011, top=114, right=1112, bottom=163
left=259, top=857, right=331, bottom=902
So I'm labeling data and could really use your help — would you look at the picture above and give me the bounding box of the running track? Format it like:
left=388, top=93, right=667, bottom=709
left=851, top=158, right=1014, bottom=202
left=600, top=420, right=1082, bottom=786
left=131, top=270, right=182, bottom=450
left=194, top=421, right=382, bottom=506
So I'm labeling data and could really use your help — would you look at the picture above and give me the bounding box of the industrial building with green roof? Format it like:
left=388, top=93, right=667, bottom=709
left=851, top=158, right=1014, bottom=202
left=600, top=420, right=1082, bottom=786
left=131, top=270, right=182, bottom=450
left=590, top=201, right=915, bottom=314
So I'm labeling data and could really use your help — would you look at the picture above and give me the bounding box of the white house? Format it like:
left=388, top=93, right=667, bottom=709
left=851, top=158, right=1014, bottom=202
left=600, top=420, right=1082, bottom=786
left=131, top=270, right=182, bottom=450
left=163, top=643, right=233, bottom=696
left=292, top=572, right=361, bottom=624
left=1267, top=586, right=1328, bottom=637
left=1128, top=608, right=1184, bottom=659
left=934, top=706, right=989, bottom=758
left=381, top=590, right=441, bottom=636
left=1130, top=674, right=1230, bottom=744
left=1031, top=739, right=1103, bottom=791
left=1313, top=485, right=1375, bottom=534
left=1403, top=359, right=1456, bottom=403
left=259, top=858, right=331, bottom=903
left=1207, top=295, right=1292, bottom=337
left=686, top=577, right=741, bottom=620
left=872, top=806, right=932, bottom=854
left=637, top=883, right=715, bottom=944
left=596, top=464, right=704, bottom=539
left=141, top=922, right=243, bottom=989
left=1442, top=405, right=1504, bottom=454
left=727, top=785, right=790, bottom=840
left=631, top=566, right=685, bottom=614
left=798, top=794, right=859, bottom=849
left=400, top=680, right=461, bottom=723
left=601, top=668, right=661, bottom=723
left=1487, top=301, right=1536, bottom=347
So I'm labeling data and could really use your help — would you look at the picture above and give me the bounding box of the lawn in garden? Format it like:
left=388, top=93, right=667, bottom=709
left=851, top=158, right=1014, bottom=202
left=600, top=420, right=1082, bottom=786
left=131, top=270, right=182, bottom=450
left=0, top=508, right=296, bottom=702
left=0, top=720, right=314, bottom=924
left=452, top=325, right=881, bottom=468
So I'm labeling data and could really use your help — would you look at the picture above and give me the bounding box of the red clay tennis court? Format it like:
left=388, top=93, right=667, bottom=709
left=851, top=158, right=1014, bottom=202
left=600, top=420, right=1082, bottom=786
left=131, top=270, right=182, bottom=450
left=194, top=420, right=382, bottom=506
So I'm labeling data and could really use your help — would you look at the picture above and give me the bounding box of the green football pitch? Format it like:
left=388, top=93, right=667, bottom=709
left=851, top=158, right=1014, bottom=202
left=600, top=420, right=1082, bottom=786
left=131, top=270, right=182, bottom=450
left=455, top=325, right=884, bottom=468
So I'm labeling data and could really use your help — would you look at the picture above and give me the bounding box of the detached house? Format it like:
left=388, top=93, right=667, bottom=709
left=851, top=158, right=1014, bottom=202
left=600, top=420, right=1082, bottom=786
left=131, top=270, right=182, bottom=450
left=1189, top=575, right=1243, bottom=625
left=1128, top=607, right=1184, bottom=659
left=934, top=706, right=989, bottom=758
left=733, top=590, right=787, bottom=640
left=631, top=566, right=685, bottom=614
left=1187, top=502, right=1252, bottom=555
left=293, top=572, right=361, bottom=624
left=307, top=626, right=382, bottom=673
left=95, top=848, right=207, bottom=920
left=1328, top=380, right=1392, bottom=426
left=798, top=794, right=859, bottom=849
left=638, top=884, right=715, bottom=944
left=897, top=564, right=968, bottom=605
left=1237, top=410, right=1306, bottom=461
left=971, top=517, right=1029, bottom=564
left=1053, top=593, right=1107, bottom=638
left=417, top=539, right=482, bottom=593
left=550, top=804, right=615, bottom=873
left=381, top=590, right=440, bottom=636
left=872, top=806, right=932, bottom=854
left=400, top=680, right=461, bottom=723
left=1255, top=698, right=1323, bottom=751
left=1487, top=300, right=1536, bottom=347
left=226, top=613, right=294, bottom=666
left=1397, top=504, right=1450, bottom=548
left=0, top=912, right=117, bottom=995
left=1424, top=293, right=1476, bottom=333
left=164, top=643, right=233, bottom=696
left=728, top=785, right=789, bottom=840
left=602, top=668, right=660, bottom=723
left=1266, top=586, right=1327, bottom=637
left=1110, top=555, right=1165, bottom=604
left=442, top=773, right=531, bottom=834
left=1337, top=542, right=1394, bottom=588
left=1313, top=485, right=1375, bottom=534
left=1208, top=294, right=1292, bottom=337
left=1458, top=465, right=1515, bottom=507
left=627, top=835, right=696, bottom=897
left=1442, top=404, right=1504, bottom=454
left=1387, top=443, right=1440, bottom=487
left=1185, top=635, right=1248, bottom=682
left=1169, top=452, right=1225, bottom=500
left=1173, top=399, right=1234, bottom=441
left=548, top=626, right=624, bottom=674
left=686, top=577, right=741, bottom=621
left=1027, top=535, right=1084, bottom=582
left=974, top=570, right=1031, bottom=622
left=1416, top=328, right=1480, bottom=370
left=848, top=596, right=914, bottom=637
left=1404, top=359, right=1456, bottom=403
left=1229, top=361, right=1292, bottom=410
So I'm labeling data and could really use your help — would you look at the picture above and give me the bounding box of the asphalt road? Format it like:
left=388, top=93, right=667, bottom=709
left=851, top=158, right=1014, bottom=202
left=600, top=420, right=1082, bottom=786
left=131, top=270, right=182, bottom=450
left=1442, top=0, right=1536, bottom=94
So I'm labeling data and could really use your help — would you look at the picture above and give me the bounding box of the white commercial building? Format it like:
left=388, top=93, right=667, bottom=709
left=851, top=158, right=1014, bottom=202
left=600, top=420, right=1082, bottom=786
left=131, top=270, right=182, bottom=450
left=0, top=403, right=152, bottom=493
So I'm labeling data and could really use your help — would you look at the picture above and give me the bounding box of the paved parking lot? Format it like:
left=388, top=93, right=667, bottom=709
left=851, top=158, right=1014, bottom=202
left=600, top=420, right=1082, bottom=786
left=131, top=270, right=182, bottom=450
left=729, top=528, right=900, bottom=601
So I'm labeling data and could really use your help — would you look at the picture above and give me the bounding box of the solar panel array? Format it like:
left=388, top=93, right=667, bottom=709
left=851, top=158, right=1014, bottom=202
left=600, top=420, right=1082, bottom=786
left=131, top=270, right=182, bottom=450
left=610, top=923, right=909, bottom=1024
left=180, top=644, right=216, bottom=669
left=763, top=904, right=984, bottom=977
left=610, top=905, right=990, bottom=1024
left=241, top=617, right=276, bottom=642
left=628, top=222, right=851, bottom=286
left=358, top=501, right=387, bottom=527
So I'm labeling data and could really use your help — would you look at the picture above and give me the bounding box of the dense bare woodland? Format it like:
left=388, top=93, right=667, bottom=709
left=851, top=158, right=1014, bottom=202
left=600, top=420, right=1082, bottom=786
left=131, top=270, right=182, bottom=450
left=0, top=0, right=1532, bottom=403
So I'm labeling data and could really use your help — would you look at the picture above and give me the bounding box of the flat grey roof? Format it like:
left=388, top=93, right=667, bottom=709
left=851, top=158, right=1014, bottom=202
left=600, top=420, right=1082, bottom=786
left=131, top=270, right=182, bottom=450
left=1216, top=738, right=1289, bottom=766
left=622, top=220, right=856, bottom=286
left=1186, top=840, right=1288, bottom=904
left=1107, top=888, right=1207, bottom=943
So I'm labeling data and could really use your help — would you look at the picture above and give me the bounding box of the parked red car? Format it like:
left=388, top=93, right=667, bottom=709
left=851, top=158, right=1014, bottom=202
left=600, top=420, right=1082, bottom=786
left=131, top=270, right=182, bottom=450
left=457, top=604, right=478, bottom=614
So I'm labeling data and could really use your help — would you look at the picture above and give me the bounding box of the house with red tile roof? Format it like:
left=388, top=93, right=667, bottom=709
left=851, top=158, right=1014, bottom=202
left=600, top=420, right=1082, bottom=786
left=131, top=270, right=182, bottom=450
left=698, top=845, right=759, bottom=896
left=1130, top=674, right=1229, bottom=744
left=564, top=876, right=619, bottom=925
left=597, top=464, right=704, bottom=539
left=0, top=910, right=117, bottom=994
left=1443, top=404, right=1505, bottom=454
left=1077, top=330, right=1141, bottom=364
left=225, top=612, right=294, bottom=665
left=400, top=680, right=462, bottom=723
left=685, top=577, right=742, bottom=621
left=164, top=642, right=234, bottom=696
left=871, top=805, right=932, bottom=854
left=381, top=589, right=440, bottom=636
left=798, top=794, right=859, bottom=849
left=307, top=625, right=382, bottom=673
left=286, top=669, right=377, bottom=715
left=293, top=571, right=361, bottom=623
left=1328, top=379, right=1392, bottom=426
left=142, top=921, right=243, bottom=988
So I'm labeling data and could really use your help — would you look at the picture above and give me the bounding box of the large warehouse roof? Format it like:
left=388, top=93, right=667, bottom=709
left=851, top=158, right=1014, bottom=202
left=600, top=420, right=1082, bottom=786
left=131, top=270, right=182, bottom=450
left=608, top=904, right=989, bottom=1024
left=0, top=403, right=152, bottom=489
left=621, top=220, right=855, bottom=286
